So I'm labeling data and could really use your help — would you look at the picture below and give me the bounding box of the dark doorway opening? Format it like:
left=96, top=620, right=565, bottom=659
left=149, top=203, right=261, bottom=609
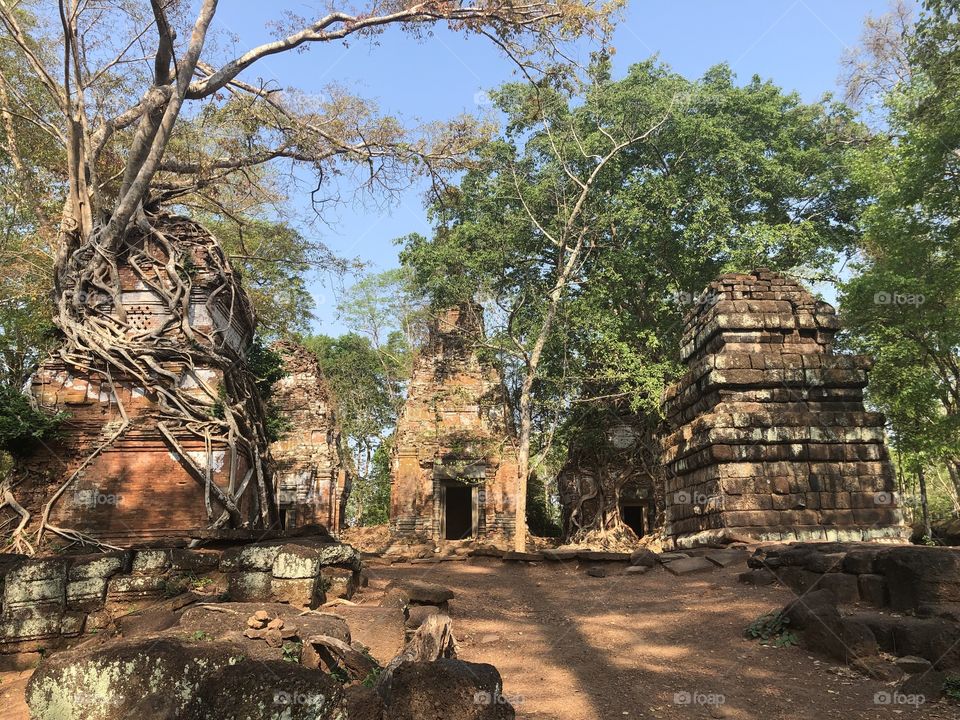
left=621, top=504, right=645, bottom=537
left=445, top=485, right=474, bottom=540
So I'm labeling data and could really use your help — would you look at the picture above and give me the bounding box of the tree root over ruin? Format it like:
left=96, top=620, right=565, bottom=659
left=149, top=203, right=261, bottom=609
left=3, top=211, right=276, bottom=553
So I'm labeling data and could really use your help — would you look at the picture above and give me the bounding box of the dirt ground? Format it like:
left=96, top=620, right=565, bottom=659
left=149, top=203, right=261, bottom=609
left=369, top=558, right=958, bottom=720
left=3, top=556, right=958, bottom=720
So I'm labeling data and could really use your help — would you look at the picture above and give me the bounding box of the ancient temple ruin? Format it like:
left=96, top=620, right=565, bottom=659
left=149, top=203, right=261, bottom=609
left=557, top=413, right=659, bottom=542
left=269, top=341, right=352, bottom=534
left=661, top=269, right=906, bottom=547
left=16, top=215, right=272, bottom=544
left=390, top=303, right=519, bottom=543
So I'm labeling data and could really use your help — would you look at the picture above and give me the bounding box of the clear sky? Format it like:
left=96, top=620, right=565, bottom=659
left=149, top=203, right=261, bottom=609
left=213, top=0, right=900, bottom=335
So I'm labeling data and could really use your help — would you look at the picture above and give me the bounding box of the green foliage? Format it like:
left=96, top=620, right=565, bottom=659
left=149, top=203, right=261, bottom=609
left=401, top=59, right=865, bottom=499
left=944, top=674, right=960, bottom=702
left=361, top=666, right=383, bottom=688
left=303, top=331, right=405, bottom=526
left=327, top=666, right=350, bottom=685
left=745, top=612, right=798, bottom=648
left=839, top=2, right=960, bottom=499
left=349, top=442, right=393, bottom=526
left=526, top=473, right=561, bottom=537
left=0, top=383, right=66, bottom=457
left=188, top=630, right=211, bottom=642
left=245, top=337, right=290, bottom=443
left=282, top=640, right=302, bottom=663
left=206, top=217, right=337, bottom=339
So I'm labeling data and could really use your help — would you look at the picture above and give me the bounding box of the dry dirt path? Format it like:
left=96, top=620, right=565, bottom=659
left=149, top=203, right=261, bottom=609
left=369, top=558, right=957, bottom=720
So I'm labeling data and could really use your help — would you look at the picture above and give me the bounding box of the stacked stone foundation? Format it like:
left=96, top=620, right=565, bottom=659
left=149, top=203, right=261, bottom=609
left=661, top=270, right=906, bottom=548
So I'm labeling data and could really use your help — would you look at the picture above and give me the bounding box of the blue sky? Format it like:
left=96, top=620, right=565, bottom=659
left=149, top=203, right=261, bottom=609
left=214, top=0, right=899, bottom=335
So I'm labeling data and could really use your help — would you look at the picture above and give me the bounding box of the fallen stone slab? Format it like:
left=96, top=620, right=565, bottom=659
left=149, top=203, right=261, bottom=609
left=541, top=549, right=579, bottom=561
left=629, top=548, right=658, bottom=567
left=577, top=551, right=630, bottom=562
left=663, top=557, right=715, bottom=576
left=704, top=550, right=748, bottom=568
left=657, top=552, right=690, bottom=563
left=625, top=565, right=651, bottom=575
left=895, top=655, right=933, bottom=674
left=502, top=551, right=544, bottom=562
left=385, top=580, right=454, bottom=606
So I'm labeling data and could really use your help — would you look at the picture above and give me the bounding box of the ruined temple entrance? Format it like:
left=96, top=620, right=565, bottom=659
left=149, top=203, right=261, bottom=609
left=621, top=503, right=646, bottom=538
left=442, top=483, right=476, bottom=540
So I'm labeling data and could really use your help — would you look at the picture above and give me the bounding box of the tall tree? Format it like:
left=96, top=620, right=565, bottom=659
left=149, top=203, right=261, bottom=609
left=403, top=60, right=866, bottom=546
left=840, top=0, right=960, bottom=509
left=0, top=0, right=614, bottom=544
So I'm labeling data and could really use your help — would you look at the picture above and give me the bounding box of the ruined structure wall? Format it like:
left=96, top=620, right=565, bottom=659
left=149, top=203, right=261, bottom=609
left=390, top=305, right=519, bottom=543
left=661, top=269, right=906, bottom=548
left=18, top=216, right=264, bottom=543
left=270, top=341, right=352, bottom=534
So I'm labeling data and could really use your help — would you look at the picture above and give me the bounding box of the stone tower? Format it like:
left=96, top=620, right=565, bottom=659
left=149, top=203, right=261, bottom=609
left=390, top=303, right=519, bottom=544
left=18, top=215, right=269, bottom=544
left=269, top=341, right=352, bottom=534
left=661, top=269, right=906, bottom=548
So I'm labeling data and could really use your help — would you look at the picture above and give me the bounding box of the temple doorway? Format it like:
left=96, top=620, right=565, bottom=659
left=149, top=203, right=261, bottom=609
left=443, top=484, right=475, bottom=540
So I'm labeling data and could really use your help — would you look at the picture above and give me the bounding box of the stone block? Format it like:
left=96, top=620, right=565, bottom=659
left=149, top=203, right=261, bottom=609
left=858, top=574, right=888, bottom=608
left=270, top=576, right=321, bottom=608
left=323, top=566, right=358, bottom=601
left=169, top=549, right=220, bottom=572
left=817, top=572, right=860, bottom=604
left=131, top=548, right=170, bottom=575
left=67, top=553, right=125, bottom=581
left=226, top=571, right=273, bottom=602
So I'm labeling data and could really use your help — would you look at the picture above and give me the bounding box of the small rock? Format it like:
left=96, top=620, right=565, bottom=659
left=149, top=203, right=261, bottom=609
left=264, top=628, right=284, bottom=648
left=897, top=670, right=946, bottom=702
left=267, top=617, right=285, bottom=630
left=625, top=565, right=650, bottom=575
left=663, top=557, right=714, bottom=576
left=253, top=610, right=271, bottom=621
left=895, top=655, right=933, bottom=674
left=480, top=634, right=501, bottom=644
left=586, top=566, right=608, bottom=578
left=738, top=569, right=776, bottom=586
left=246, top=616, right=265, bottom=629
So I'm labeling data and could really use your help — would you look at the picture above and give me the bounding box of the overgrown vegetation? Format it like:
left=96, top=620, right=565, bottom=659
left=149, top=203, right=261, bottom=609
left=745, top=612, right=798, bottom=648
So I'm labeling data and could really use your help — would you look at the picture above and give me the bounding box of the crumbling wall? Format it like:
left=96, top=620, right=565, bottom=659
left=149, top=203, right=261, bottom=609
left=661, top=269, right=906, bottom=548
left=15, top=215, right=268, bottom=544
left=270, top=341, right=352, bottom=534
left=390, top=304, right=519, bottom=543
left=0, top=536, right=361, bottom=655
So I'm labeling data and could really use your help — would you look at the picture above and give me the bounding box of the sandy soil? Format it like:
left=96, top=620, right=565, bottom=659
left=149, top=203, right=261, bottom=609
left=366, top=558, right=958, bottom=720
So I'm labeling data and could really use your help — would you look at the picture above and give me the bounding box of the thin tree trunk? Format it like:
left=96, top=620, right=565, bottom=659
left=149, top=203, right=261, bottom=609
left=918, top=465, right=931, bottom=540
